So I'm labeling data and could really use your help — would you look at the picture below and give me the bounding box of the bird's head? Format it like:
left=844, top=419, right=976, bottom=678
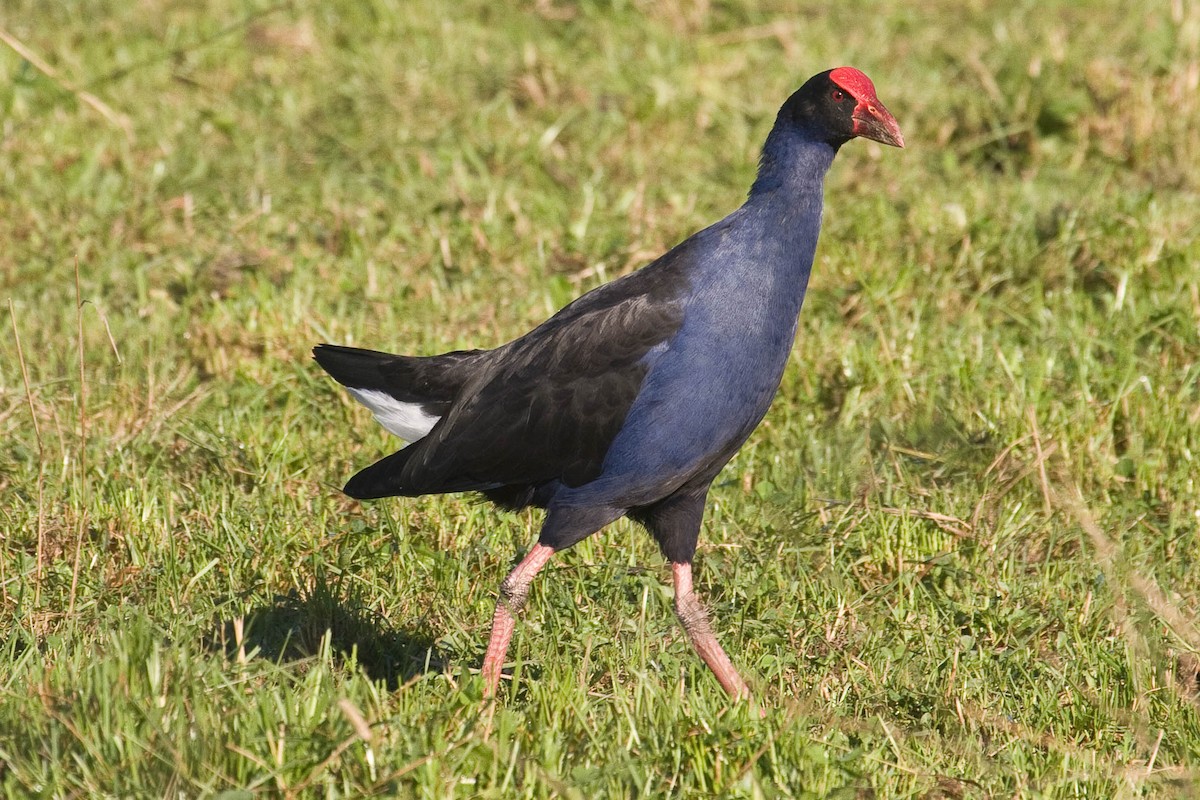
left=782, top=67, right=904, bottom=149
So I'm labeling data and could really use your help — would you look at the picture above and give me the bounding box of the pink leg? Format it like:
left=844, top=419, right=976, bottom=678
left=672, top=562, right=751, bottom=700
left=481, top=543, right=556, bottom=698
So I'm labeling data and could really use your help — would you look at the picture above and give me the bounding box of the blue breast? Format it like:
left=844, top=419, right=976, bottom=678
left=555, top=199, right=822, bottom=509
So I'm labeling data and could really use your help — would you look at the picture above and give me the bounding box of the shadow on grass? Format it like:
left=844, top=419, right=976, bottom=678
left=209, top=579, right=451, bottom=690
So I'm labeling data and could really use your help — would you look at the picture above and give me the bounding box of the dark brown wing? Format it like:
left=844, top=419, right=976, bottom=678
left=342, top=258, right=688, bottom=500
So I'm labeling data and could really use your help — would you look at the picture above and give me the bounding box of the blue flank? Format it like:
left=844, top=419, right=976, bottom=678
left=553, top=132, right=839, bottom=510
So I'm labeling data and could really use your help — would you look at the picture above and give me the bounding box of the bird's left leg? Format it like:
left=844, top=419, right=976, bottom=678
left=672, top=561, right=752, bottom=700
left=481, top=543, right=555, bottom=698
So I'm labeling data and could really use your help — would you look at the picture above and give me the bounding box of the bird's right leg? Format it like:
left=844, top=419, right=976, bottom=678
left=672, top=561, right=751, bottom=700
left=481, top=543, right=555, bottom=698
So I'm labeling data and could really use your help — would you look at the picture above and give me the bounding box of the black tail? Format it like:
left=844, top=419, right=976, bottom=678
left=312, top=344, right=403, bottom=392
left=342, top=448, right=419, bottom=499
left=343, top=448, right=503, bottom=500
left=312, top=343, right=486, bottom=408
left=316, top=343, right=495, bottom=500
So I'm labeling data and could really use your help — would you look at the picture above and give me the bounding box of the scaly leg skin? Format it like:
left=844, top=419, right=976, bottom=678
left=672, top=561, right=755, bottom=704
left=481, top=543, right=556, bottom=699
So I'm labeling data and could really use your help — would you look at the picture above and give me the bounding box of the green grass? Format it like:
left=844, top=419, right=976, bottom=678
left=2, top=0, right=1200, bottom=796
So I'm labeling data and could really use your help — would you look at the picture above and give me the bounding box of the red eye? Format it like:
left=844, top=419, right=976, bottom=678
left=831, top=89, right=846, bottom=102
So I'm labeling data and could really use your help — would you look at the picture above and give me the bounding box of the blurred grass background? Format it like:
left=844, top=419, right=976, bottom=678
left=1, top=0, right=1199, bottom=796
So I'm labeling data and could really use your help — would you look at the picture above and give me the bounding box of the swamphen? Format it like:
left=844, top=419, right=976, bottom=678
left=314, top=67, right=903, bottom=702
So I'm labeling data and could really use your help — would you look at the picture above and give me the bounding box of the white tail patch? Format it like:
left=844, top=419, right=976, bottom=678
left=346, top=388, right=440, bottom=442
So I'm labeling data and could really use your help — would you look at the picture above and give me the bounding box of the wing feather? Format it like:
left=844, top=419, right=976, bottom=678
left=393, top=259, right=689, bottom=497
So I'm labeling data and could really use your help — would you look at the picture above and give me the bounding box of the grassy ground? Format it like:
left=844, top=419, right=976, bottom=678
left=2, top=0, right=1199, bottom=796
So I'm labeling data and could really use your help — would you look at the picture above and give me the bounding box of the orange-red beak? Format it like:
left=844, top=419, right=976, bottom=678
left=852, top=99, right=905, bottom=148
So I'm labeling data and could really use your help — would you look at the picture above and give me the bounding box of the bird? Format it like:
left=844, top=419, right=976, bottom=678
left=314, top=67, right=903, bottom=703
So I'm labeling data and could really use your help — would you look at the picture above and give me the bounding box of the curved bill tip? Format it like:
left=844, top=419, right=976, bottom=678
left=853, top=101, right=905, bottom=148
